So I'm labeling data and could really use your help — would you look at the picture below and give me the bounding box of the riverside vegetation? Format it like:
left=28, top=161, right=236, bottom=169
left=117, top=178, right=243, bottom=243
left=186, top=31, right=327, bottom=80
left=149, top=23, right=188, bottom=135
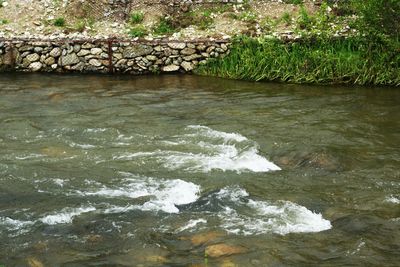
left=196, top=0, right=400, bottom=86
left=0, top=0, right=398, bottom=86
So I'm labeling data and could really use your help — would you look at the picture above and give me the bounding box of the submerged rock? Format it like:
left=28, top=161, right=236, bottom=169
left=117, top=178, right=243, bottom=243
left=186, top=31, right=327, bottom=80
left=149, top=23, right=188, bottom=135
left=220, top=259, right=239, bottom=267
left=276, top=151, right=340, bottom=171
left=189, top=231, right=225, bottom=246
left=41, top=147, right=67, bottom=157
left=32, top=241, right=48, bottom=253
left=27, top=257, right=44, bottom=267
left=205, top=244, right=247, bottom=258
left=85, top=234, right=103, bottom=243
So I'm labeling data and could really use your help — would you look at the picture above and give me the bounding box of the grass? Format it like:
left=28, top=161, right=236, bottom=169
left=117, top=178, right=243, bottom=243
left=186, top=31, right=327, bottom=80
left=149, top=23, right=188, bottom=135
left=53, top=17, right=66, bottom=27
left=285, top=0, right=303, bottom=4
left=152, top=17, right=176, bottom=35
left=73, top=18, right=94, bottom=32
left=130, top=11, right=144, bottom=24
left=195, top=10, right=214, bottom=30
left=196, top=36, right=400, bottom=86
left=281, top=12, right=292, bottom=25
left=0, top=19, right=8, bottom=24
left=129, top=25, right=147, bottom=37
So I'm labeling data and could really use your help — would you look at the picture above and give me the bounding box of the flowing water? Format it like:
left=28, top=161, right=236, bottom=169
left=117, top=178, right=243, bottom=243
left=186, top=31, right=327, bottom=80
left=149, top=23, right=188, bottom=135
left=0, top=73, right=399, bottom=266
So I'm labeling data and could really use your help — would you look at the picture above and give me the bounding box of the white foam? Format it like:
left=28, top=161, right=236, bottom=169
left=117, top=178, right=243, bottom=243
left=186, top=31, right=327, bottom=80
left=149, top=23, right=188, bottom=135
left=0, top=216, right=34, bottom=230
left=113, top=125, right=281, bottom=173
left=69, top=142, right=96, bottom=149
left=39, top=206, right=96, bottom=225
left=216, top=186, right=331, bottom=235
left=177, top=219, right=207, bottom=232
left=15, top=153, right=44, bottom=160
left=186, top=125, right=248, bottom=142
left=78, top=176, right=200, bottom=214
left=53, top=178, right=66, bottom=187
left=386, top=195, right=400, bottom=204
left=84, top=128, right=107, bottom=133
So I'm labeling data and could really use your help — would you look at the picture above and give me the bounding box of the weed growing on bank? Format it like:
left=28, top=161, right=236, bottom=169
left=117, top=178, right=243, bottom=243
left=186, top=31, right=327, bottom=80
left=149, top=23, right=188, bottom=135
left=53, top=17, right=66, bottom=27
left=129, top=25, right=147, bottom=37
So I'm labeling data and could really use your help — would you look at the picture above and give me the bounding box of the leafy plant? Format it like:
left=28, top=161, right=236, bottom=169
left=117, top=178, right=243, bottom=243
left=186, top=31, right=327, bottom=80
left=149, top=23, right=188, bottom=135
left=53, top=17, right=66, bottom=27
left=0, top=19, right=8, bottom=24
left=130, top=11, right=144, bottom=24
left=353, top=0, right=400, bottom=37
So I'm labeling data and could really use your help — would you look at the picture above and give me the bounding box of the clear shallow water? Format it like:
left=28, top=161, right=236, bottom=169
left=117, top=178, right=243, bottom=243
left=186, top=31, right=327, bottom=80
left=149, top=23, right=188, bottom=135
left=0, top=73, right=399, bottom=266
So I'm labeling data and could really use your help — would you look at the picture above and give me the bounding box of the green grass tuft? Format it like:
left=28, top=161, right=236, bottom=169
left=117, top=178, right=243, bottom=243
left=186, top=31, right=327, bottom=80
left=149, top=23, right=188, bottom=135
left=128, top=25, right=147, bottom=37
left=53, top=17, right=66, bottom=27
left=130, top=11, right=144, bottom=24
left=152, top=17, right=176, bottom=35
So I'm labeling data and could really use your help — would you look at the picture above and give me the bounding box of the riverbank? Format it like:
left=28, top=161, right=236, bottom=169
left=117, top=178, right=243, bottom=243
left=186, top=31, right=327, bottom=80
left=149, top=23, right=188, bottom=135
left=0, top=0, right=398, bottom=86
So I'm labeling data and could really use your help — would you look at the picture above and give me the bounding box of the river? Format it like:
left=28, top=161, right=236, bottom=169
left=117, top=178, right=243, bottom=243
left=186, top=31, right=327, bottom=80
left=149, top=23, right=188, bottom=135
left=0, top=74, right=399, bottom=266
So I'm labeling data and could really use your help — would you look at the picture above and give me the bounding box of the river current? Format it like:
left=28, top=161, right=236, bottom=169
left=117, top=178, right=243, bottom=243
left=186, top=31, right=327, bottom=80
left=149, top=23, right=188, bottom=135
left=0, top=74, right=399, bottom=266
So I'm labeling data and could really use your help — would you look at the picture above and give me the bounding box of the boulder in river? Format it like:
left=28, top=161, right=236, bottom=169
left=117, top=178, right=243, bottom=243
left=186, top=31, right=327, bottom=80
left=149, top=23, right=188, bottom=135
left=27, top=257, right=44, bottom=267
left=276, top=151, right=340, bottom=171
left=205, top=243, right=247, bottom=258
left=188, top=231, right=225, bottom=246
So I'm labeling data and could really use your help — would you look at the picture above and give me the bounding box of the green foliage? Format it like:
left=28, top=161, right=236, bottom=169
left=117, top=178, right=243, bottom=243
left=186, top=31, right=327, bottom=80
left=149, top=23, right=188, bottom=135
left=195, top=10, right=214, bottom=30
left=0, top=0, right=4, bottom=8
left=0, top=19, right=8, bottom=24
left=152, top=17, right=176, bottom=35
left=281, top=12, right=292, bottom=25
left=73, top=18, right=94, bottom=32
left=129, top=25, right=147, bottom=37
left=297, top=5, right=314, bottom=30
left=352, top=0, right=400, bottom=37
left=53, top=17, right=66, bottom=27
left=130, top=11, right=144, bottom=24
left=285, top=0, right=303, bottom=4
left=196, top=36, right=400, bottom=86
left=232, top=11, right=257, bottom=23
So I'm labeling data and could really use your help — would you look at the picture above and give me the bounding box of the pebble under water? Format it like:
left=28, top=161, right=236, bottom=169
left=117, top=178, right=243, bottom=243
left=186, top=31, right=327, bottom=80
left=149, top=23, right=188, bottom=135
left=0, top=74, right=399, bottom=266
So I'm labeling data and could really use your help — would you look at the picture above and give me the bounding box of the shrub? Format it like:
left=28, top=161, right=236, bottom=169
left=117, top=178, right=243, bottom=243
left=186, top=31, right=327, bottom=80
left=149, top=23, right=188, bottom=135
left=353, top=0, right=400, bottom=37
left=53, top=17, right=66, bottom=27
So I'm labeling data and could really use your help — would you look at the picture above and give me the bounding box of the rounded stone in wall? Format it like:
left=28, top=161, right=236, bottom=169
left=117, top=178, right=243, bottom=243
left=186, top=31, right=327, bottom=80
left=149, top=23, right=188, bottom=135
left=26, top=53, right=40, bottom=63
left=29, top=62, right=42, bottom=72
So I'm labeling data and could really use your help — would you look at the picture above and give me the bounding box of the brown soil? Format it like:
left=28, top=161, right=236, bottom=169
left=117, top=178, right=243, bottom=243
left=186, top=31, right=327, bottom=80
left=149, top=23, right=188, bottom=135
left=0, top=0, right=321, bottom=39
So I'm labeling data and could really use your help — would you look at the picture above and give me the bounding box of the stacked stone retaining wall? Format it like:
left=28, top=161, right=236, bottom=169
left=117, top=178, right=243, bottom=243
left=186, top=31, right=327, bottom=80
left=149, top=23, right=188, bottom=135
left=0, top=39, right=230, bottom=74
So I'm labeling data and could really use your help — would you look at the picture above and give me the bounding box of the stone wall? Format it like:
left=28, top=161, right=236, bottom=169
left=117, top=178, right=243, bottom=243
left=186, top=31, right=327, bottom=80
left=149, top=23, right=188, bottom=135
left=0, top=39, right=230, bottom=74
